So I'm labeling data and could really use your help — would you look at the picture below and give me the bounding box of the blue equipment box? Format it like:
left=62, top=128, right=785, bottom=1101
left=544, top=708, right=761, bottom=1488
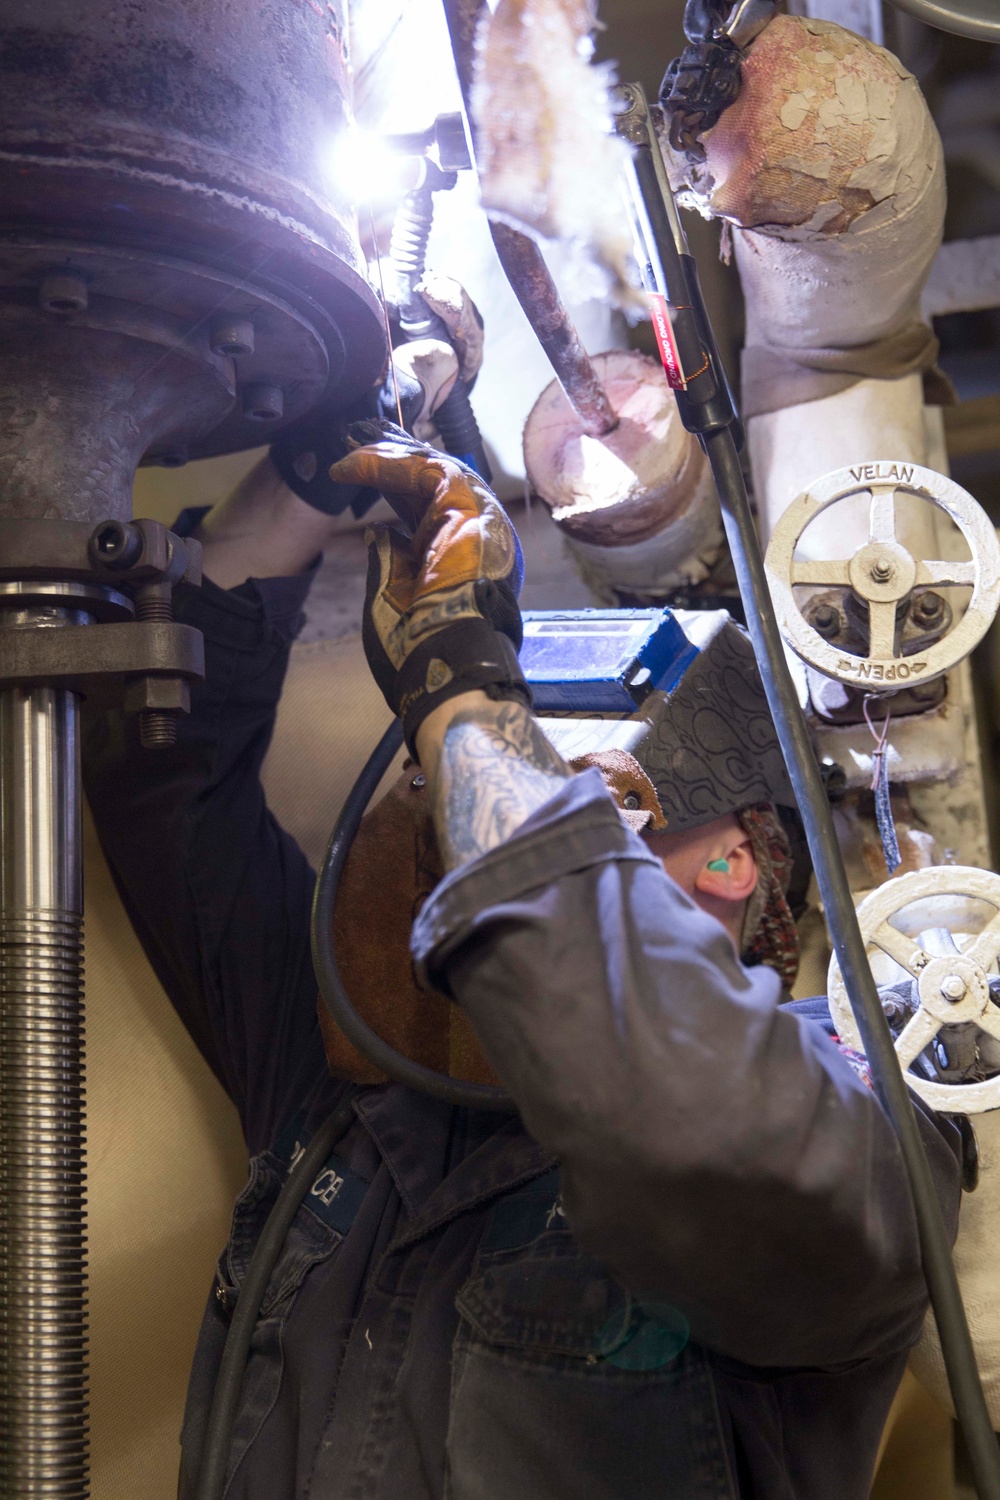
left=519, top=608, right=699, bottom=712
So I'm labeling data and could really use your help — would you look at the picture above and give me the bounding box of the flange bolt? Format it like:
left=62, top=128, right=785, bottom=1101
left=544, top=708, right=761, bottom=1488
left=242, top=383, right=284, bottom=422
left=89, top=520, right=144, bottom=572
left=941, top=974, right=967, bottom=1002
left=39, top=271, right=89, bottom=314
left=210, top=317, right=255, bottom=358
left=133, top=582, right=179, bottom=749
left=912, top=591, right=945, bottom=624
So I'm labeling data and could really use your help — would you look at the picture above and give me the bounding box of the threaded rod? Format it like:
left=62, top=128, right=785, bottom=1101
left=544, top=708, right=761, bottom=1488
left=0, top=673, right=89, bottom=1498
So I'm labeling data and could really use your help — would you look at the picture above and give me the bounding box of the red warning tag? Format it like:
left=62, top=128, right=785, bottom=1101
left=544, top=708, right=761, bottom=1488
left=647, top=292, right=686, bottom=391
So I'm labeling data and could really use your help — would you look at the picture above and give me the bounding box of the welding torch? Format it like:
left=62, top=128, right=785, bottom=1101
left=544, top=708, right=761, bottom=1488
left=385, top=112, right=493, bottom=482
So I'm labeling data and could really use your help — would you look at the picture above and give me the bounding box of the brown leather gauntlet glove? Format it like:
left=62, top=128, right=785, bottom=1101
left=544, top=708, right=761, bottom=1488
left=329, top=422, right=529, bottom=757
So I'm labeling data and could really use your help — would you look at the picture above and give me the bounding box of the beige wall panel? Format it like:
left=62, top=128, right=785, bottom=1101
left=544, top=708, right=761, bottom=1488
left=84, top=807, right=247, bottom=1499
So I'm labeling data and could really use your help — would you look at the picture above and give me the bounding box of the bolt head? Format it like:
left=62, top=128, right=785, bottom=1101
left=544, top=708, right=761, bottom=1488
left=941, top=974, right=967, bottom=1001
left=89, top=520, right=143, bottom=571
left=210, top=316, right=255, bottom=358
left=870, top=557, right=893, bottom=582
left=39, top=271, right=88, bottom=314
left=242, top=382, right=284, bottom=422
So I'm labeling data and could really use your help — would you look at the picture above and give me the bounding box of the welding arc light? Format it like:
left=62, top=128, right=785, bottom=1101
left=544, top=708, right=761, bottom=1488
left=324, top=126, right=415, bottom=209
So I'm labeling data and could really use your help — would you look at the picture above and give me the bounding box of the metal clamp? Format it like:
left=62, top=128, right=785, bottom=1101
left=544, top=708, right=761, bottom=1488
left=0, top=516, right=204, bottom=745
left=0, top=516, right=201, bottom=588
left=0, top=621, right=204, bottom=706
left=764, top=462, right=1000, bottom=690
left=829, top=866, right=1000, bottom=1115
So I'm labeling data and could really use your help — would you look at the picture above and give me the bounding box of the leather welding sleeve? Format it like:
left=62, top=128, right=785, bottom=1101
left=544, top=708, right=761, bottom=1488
left=411, top=769, right=963, bottom=1370
left=81, top=567, right=329, bottom=1158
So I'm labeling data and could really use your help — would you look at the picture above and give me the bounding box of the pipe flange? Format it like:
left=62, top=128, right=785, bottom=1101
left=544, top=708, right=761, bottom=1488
left=828, top=865, right=1000, bottom=1114
left=764, top=462, right=1000, bottom=690
left=0, top=238, right=336, bottom=461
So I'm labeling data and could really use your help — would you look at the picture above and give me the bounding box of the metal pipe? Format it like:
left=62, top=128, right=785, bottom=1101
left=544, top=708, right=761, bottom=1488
left=440, top=0, right=618, bottom=438
left=0, top=604, right=89, bottom=1499
left=488, top=223, right=619, bottom=437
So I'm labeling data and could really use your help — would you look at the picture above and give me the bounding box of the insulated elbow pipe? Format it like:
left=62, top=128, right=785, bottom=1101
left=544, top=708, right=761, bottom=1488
left=670, top=14, right=946, bottom=554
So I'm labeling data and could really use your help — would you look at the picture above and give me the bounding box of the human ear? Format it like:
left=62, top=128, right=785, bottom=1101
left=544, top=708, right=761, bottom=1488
left=694, top=838, right=758, bottom=903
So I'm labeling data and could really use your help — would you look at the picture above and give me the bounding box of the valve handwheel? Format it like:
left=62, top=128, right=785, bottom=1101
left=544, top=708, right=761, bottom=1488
left=764, top=462, right=1000, bottom=688
left=828, top=866, right=1000, bottom=1113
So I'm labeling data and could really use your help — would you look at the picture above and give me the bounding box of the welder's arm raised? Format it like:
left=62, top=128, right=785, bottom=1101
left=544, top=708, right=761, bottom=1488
left=411, top=771, right=961, bottom=1370
left=82, top=546, right=329, bottom=1157
left=415, top=691, right=570, bottom=868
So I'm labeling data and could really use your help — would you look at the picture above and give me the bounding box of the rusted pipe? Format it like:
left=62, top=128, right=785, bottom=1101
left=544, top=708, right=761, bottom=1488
left=441, top=0, right=618, bottom=437
left=488, top=222, right=618, bottom=435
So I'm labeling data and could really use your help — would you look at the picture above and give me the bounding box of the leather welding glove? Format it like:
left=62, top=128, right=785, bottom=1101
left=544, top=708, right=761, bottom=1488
left=267, top=369, right=423, bottom=521
left=270, top=275, right=484, bottom=516
left=328, top=420, right=529, bottom=757
left=393, top=274, right=486, bottom=447
left=415, top=271, right=485, bottom=385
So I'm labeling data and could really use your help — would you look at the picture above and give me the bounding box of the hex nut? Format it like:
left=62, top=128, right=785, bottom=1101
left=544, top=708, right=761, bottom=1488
left=123, top=676, right=191, bottom=714
left=913, top=591, right=945, bottom=621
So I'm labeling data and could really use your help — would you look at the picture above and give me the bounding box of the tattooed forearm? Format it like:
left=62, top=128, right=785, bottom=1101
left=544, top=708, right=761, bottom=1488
left=419, top=697, right=571, bottom=869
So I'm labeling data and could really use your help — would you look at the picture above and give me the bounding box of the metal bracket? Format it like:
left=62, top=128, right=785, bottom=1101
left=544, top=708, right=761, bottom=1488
left=0, top=621, right=204, bottom=706
left=0, top=517, right=201, bottom=589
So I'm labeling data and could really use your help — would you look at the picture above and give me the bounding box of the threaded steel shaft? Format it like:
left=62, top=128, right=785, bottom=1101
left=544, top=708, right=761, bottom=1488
left=1, top=660, right=89, bottom=1497
left=134, top=586, right=178, bottom=750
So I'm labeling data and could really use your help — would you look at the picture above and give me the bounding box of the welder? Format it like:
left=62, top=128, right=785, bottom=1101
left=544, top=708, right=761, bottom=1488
left=82, top=422, right=962, bottom=1500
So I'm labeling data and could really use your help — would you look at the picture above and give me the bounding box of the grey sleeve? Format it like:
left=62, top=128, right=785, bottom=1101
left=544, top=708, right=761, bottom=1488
left=412, top=771, right=962, bottom=1369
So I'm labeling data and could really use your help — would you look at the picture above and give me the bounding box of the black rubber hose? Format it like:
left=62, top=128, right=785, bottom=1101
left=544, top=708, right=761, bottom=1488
left=310, top=718, right=516, bottom=1113
left=192, top=1088, right=360, bottom=1500
left=433, top=378, right=494, bottom=485
left=703, top=425, right=1000, bottom=1500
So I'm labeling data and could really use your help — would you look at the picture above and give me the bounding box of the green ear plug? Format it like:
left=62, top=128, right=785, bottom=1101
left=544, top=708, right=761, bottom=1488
left=707, top=859, right=730, bottom=873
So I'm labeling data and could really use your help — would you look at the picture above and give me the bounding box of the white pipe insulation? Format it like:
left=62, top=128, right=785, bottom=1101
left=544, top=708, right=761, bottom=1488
left=670, top=13, right=947, bottom=558
left=523, top=15, right=949, bottom=599
left=522, top=350, right=723, bottom=602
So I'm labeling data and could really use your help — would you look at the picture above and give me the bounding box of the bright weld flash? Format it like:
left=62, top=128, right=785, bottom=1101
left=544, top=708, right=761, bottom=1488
left=325, top=127, right=412, bottom=208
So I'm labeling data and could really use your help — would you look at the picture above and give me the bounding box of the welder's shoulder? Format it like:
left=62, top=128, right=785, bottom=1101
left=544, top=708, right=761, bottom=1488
left=782, top=994, right=964, bottom=1226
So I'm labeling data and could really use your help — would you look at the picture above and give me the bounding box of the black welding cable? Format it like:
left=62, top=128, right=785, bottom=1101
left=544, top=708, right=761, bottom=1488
left=703, top=424, right=1000, bottom=1500
left=192, top=1087, right=360, bottom=1500
left=310, top=717, right=516, bottom=1113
